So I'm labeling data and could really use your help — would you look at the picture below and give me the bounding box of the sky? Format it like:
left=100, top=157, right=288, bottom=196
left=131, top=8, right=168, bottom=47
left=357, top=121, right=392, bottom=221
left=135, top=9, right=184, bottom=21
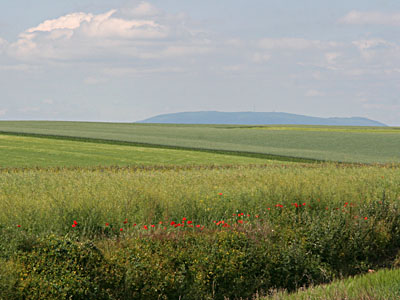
left=0, top=1, right=400, bottom=125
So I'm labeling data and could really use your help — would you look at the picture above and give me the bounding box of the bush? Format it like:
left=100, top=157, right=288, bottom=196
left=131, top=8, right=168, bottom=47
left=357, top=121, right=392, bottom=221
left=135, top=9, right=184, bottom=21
left=14, top=235, right=123, bottom=300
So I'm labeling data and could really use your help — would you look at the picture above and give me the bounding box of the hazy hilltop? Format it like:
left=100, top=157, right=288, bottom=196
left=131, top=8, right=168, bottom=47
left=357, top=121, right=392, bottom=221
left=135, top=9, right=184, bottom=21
left=139, top=111, right=387, bottom=126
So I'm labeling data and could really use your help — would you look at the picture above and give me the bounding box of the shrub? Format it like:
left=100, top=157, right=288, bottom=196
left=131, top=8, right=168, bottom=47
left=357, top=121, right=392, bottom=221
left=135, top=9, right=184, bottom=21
left=14, top=235, right=123, bottom=300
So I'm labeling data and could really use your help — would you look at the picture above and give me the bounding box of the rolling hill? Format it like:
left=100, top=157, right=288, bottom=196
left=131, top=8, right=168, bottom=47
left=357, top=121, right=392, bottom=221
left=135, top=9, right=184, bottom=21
left=139, top=111, right=387, bottom=126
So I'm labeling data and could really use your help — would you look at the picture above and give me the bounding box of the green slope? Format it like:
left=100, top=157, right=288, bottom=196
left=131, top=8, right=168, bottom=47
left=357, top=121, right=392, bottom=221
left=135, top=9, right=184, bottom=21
left=0, top=121, right=399, bottom=163
left=269, top=268, right=400, bottom=300
left=0, top=134, right=276, bottom=167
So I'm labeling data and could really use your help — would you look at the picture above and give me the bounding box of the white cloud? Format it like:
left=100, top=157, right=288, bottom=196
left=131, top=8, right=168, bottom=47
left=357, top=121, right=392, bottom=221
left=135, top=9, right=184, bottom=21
left=78, top=10, right=167, bottom=39
left=305, top=89, right=325, bottom=97
left=352, top=39, right=393, bottom=51
left=352, top=39, right=397, bottom=60
left=7, top=6, right=205, bottom=62
left=122, top=2, right=160, bottom=17
left=340, top=11, right=400, bottom=26
left=325, top=52, right=340, bottom=64
left=26, top=12, right=93, bottom=33
left=252, top=52, right=271, bottom=63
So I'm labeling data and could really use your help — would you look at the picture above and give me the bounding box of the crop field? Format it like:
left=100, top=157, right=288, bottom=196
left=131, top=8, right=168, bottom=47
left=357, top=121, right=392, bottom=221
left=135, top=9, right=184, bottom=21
left=1, top=122, right=400, bottom=299
left=0, top=121, right=399, bottom=163
left=0, top=134, right=274, bottom=167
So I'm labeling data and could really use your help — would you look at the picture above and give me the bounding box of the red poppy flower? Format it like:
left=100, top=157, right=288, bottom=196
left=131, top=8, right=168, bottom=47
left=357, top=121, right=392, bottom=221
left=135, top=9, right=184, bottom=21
left=238, top=220, right=243, bottom=224
left=267, top=208, right=271, bottom=210
left=187, top=221, right=193, bottom=225
left=182, top=217, right=187, bottom=221
left=73, top=220, right=78, bottom=225
left=174, top=224, right=180, bottom=228
left=222, top=223, right=229, bottom=228
left=133, top=223, right=137, bottom=226
left=72, top=224, right=76, bottom=228
left=105, top=223, right=109, bottom=226
left=196, top=224, right=201, bottom=228
left=123, top=219, right=128, bottom=224
left=255, top=215, right=259, bottom=218
left=151, top=224, right=155, bottom=228
left=302, top=203, right=306, bottom=206
left=143, top=225, right=148, bottom=230
left=120, top=228, right=124, bottom=231
left=17, top=224, right=21, bottom=228
left=218, top=193, right=223, bottom=196
left=364, top=217, right=368, bottom=220
left=159, top=221, right=163, bottom=224
left=170, top=221, right=175, bottom=226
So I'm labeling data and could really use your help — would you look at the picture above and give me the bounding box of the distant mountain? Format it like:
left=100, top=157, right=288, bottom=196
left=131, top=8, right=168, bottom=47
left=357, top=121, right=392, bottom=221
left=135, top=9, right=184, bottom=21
left=138, top=111, right=387, bottom=126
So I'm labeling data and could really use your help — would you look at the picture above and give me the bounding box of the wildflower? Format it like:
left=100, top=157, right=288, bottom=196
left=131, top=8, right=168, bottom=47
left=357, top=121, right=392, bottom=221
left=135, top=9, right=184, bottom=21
left=267, top=208, right=271, bottom=210
left=222, top=223, right=229, bottom=228
left=143, top=225, right=148, bottom=230
left=133, top=223, right=137, bottom=226
left=170, top=221, right=176, bottom=226
left=187, top=221, right=193, bottom=225
left=255, top=215, right=259, bottom=218
left=151, top=224, right=155, bottom=228
left=218, top=193, right=223, bottom=196
left=238, top=220, right=243, bottom=224
left=364, top=217, right=368, bottom=220
left=73, top=220, right=78, bottom=225
left=196, top=224, right=201, bottom=228
left=182, top=217, right=187, bottom=221
left=302, top=203, right=306, bottom=206
left=105, top=223, right=109, bottom=226
left=120, top=228, right=124, bottom=231
left=72, top=224, right=76, bottom=228
left=123, top=219, right=128, bottom=224
left=17, top=225, right=21, bottom=228
left=159, top=221, right=163, bottom=224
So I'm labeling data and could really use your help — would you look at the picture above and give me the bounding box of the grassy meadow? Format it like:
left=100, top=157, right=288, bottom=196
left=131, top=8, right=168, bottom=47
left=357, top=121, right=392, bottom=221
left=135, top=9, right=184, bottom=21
left=1, top=121, right=400, bottom=299
left=0, top=121, right=399, bottom=163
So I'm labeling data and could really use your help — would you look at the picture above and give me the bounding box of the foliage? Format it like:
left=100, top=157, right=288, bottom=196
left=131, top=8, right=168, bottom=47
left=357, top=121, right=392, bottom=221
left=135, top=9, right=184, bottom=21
left=12, top=235, right=123, bottom=300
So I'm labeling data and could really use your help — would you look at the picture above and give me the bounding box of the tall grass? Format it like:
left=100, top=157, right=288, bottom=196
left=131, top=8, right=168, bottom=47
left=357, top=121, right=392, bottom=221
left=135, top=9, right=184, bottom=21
left=0, top=163, right=399, bottom=238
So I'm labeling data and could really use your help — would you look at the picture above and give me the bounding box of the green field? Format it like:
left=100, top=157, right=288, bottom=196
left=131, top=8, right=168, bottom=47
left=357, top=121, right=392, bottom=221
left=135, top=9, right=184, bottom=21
left=0, top=134, right=275, bottom=167
left=1, top=121, right=400, bottom=299
left=0, top=121, right=399, bottom=163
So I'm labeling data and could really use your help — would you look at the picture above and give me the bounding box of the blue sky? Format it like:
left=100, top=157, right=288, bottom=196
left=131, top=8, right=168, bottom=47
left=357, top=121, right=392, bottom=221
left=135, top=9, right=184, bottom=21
left=1, top=1, right=400, bottom=125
